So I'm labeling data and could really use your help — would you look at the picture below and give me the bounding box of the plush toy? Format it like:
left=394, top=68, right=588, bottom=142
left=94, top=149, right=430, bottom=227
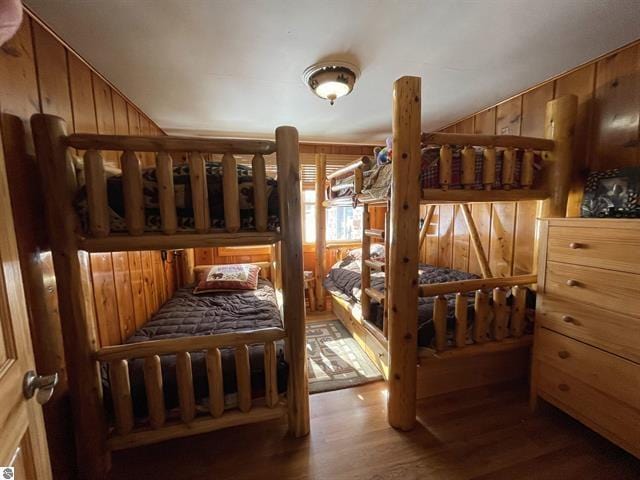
left=374, top=136, right=393, bottom=166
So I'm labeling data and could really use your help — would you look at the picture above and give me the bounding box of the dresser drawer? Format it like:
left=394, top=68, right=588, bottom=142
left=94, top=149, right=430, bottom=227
left=535, top=328, right=640, bottom=409
left=547, top=226, right=640, bottom=274
left=544, top=262, right=640, bottom=318
left=537, top=361, right=640, bottom=457
left=537, top=295, right=640, bottom=364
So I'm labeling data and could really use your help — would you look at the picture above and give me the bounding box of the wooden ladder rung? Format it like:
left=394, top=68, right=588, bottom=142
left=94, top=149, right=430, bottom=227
left=364, top=228, right=385, bottom=239
left=364, top=287, right=385, bottom=303
left=364, top=259, right=385, bottom=271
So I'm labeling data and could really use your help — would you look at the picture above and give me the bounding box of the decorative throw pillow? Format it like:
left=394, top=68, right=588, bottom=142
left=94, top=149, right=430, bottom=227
left=346, top=244, right=385, bottom=261
left=581, top=167, right=640, bottom=218
left=193, top=264, right=260, bottom=293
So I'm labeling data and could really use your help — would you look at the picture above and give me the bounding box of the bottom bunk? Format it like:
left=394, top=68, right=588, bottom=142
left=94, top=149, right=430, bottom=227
left=95, top=262, right=290, bottom=450
left=325, top=251, right=536, bottom=399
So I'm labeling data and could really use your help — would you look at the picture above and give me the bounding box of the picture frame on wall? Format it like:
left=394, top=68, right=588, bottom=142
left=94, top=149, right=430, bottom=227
left=581, top=167, right=640, bottom=218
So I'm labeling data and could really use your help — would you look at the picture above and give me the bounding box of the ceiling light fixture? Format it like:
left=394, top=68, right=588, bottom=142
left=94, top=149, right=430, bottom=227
left=303, top=61, right=359, bottom=105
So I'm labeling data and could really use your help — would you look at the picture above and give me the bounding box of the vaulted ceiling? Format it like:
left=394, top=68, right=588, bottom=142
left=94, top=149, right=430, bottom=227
left=26, top=0, right=640, bottom=143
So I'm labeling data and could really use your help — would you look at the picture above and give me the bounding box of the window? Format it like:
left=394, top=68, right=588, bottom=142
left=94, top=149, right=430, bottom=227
left=303, top=190, right=363, bottom=243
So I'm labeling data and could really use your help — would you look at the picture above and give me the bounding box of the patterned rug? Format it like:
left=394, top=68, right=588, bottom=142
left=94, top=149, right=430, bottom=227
left=306, top=320, right=383, bottom=394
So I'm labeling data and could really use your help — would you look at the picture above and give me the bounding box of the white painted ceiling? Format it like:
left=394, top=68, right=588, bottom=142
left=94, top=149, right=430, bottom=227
left=26, top=0, right=640, bottom=143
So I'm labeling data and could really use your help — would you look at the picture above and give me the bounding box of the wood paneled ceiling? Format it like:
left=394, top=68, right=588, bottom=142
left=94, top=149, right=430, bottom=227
left=26, top=0, right=640, bottom=143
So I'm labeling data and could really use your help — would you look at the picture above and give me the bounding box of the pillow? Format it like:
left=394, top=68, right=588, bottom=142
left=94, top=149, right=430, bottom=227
left=193, top=264, right=260, bottom=294
left=347, top=244, right=385, bottom=261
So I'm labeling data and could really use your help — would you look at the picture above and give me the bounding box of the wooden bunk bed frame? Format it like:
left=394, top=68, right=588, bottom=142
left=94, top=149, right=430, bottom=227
left=31, top=114, right=309, bottom=479
left=321, top=76, right=577, bottom=431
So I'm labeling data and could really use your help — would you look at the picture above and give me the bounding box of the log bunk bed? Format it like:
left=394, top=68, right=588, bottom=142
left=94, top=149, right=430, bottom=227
left=319, top=76, right=577, bottom=430
left=31, top=114, right=309, bottom=479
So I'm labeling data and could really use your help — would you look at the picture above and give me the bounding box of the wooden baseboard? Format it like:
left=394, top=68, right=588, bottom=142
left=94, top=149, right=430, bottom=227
left=417, top=345, right=531, bottom=399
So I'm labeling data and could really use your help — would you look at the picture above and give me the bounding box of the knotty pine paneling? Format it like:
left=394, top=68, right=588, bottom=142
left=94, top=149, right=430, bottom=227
left=0, top=12, right=170, bottom=477
left=423, top=39, right=640, bottom=278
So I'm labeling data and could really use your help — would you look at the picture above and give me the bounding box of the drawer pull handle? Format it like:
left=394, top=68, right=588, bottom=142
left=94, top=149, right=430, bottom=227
left=561, top=315, right=580, bottom=326
left=568, top=242, right=583, bottom=249
left=558, top=350, right=570, bottom=359
left=566, top=279, right=579, bottom=287
left=558, top=384, right=570, bottom=392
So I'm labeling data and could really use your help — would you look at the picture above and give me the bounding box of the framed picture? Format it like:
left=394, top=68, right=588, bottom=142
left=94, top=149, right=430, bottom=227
left=581, top=167, right=640, bottom=218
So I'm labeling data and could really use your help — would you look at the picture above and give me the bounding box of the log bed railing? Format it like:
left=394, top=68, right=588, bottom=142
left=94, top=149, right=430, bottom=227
left=419, top=274, right=537, bottom=354
left=64, top=133, right=281, bottom=252
left=96, top=327, right=286, bottom=450
left=31, top=114, right=308, bottom=479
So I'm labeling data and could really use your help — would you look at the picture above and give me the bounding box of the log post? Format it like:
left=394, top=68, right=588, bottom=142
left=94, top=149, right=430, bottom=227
left=121, top=151, right=145, bottom=235
left=188, top=152, right=210, bottom=233
left=433, top=295, right=448, bottom=351
left=32, top=114, right=110, bottom=479
left=482, top=147, right=496, bottom=191
left=275, top=126, right=309, bottom=437
left=473, top=290, right=490, bottom=343
left=156, top=152, right=178, bottom=234
left=235, top=344, right=252, bottom=413
left=454, top=293, right=467, bottom=348
left=176, top=351, right=195, bottom=423
left=143, top=355, right=166, bottom=428
left=439, top=144, right=452, bottom=190
left=252, top=153, right=268, bottom=232
left=541, top=94, right=578, bottom=218
left=511, top=286, right=527, bottom=337
left=387, top=76, right=421, bottom=431
left=521, top=150, right=535, bottom=189
left=222, top=152, right=241, bottom=233
left=206, top=348, right=224, bottom=418
left=492, top=287, right=508, bottom=340
left=502, top=148, right=516, bottom=190
left=84, top=149, right=110, bottom=238
left=109, top=359, right=134, bottom=435
left=461, top=146, right=475, bottom=189
left=315, top=153, right=326, bottom=310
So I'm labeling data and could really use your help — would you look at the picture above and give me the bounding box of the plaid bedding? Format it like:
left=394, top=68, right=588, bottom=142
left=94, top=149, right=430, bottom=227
left=75, top=161, right=280, bottom=233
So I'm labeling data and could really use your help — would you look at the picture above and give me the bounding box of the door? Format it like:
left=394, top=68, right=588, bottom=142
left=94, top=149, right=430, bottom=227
left=0, top=135, right=53, bottom=478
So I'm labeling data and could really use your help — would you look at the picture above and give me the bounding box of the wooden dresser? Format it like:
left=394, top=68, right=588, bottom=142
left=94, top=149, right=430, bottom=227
left=532, top=218, right=640, bottom=458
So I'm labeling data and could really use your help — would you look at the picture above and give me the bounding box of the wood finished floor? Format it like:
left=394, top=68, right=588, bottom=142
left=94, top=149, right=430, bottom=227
left=110, top=381, right=639, bottom=479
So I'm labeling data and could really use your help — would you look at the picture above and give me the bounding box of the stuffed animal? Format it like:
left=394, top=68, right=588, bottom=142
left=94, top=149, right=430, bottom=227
left=374, top=136, right=393, bottom=166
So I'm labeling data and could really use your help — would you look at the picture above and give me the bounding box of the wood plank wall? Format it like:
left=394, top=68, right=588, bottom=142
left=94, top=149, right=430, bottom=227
left=421, top=39, right=640, bottom=277
left=0, top=12, right=174, bottom=478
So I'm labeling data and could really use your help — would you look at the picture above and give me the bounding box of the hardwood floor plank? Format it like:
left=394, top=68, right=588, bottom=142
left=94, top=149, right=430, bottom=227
left=109, top=381, right=639, bottom=479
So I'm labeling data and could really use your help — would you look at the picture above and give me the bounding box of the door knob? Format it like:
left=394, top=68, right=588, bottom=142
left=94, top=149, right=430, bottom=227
left=23, top=371, right=58, bottom=405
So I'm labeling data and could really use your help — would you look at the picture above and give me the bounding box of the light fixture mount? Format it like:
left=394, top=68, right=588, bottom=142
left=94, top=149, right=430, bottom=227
left=303, top=61, right=359, bottom=105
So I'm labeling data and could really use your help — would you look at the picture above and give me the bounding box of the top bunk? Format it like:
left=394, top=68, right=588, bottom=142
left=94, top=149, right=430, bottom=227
left=31, top=114, right=301, bottom=253
left=324, top=85, right=576, bottom=209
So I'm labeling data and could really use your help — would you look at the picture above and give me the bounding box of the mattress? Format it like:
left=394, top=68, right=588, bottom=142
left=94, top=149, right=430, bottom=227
left=324, top=257, right=518, bottom=348
left=76, top=161, right=280, bottom=233
left=103, top=278, right=288, bottom=418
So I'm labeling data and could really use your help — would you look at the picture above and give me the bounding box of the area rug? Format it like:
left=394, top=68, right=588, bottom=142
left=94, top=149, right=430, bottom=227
left=306, top=320, right=383, bottom=394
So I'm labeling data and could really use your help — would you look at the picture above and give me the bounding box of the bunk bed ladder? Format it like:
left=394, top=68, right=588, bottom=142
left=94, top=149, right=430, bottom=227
left=360, top=204, right=388, bottom=335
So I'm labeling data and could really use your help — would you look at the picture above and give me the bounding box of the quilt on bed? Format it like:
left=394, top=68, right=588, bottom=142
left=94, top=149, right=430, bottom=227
left=355, top=147, right=543, bottom=202
left=102, top=278, right=287, bottom=419
left=76, top=161, right=280, bottom=233
left=324, top=257, right=535, bottom=348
